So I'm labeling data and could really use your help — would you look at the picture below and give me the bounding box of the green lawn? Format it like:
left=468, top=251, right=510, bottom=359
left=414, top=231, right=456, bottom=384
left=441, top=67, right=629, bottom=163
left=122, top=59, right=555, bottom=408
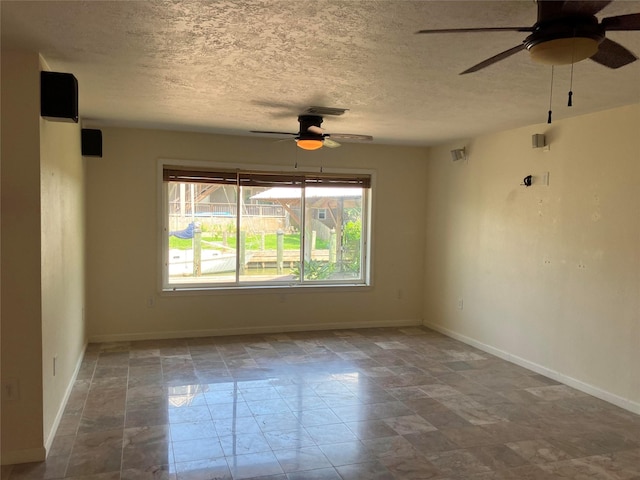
left=169, top=233, right=329, bottom=250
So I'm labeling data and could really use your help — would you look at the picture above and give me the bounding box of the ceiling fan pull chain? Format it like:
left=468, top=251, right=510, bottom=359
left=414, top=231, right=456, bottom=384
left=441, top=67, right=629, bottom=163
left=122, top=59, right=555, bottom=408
left=568, top=63, right=574, bottom=107
left=568, top=40, right=575, bottom=107
left=548, top=65, right=554, bottom=124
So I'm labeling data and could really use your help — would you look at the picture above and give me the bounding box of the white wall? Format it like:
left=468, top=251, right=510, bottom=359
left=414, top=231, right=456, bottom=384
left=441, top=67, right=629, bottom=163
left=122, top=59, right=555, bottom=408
left=424, top=104, right=640, bottom=412
left=85, top=128, right=428, bottom=341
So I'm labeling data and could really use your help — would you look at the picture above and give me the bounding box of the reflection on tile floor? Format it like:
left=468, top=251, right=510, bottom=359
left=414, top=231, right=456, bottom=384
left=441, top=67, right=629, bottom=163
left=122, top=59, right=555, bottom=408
left=4, top=326, right=640, bottom=479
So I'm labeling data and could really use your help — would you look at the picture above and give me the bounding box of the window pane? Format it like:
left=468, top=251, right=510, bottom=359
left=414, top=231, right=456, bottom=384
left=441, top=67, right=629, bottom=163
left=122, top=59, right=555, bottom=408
left=303, top=187, right=363, bottom=282
left=164, top=167, right=370, bottom=289
left=239, top=185, right=302, bottom=284
left=167, top=182, right=239, bottom=285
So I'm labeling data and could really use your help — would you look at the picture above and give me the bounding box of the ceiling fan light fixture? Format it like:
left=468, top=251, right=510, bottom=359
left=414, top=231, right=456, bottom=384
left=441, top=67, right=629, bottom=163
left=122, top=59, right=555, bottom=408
left=528, top=37, right=599, bottom=65
left=296, top=139, right=323, bottom=151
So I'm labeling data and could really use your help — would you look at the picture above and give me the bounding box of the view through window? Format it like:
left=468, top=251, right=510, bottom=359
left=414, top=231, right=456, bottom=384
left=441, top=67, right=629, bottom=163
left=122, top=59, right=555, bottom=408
left=163, top=166, right=371, bottom=289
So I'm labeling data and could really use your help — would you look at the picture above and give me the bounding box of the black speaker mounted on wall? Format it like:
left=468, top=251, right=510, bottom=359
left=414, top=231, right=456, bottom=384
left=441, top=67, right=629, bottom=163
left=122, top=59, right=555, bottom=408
left=82, top=129, right=102, bottom=157
left=41, top=71, right=78, bottom=123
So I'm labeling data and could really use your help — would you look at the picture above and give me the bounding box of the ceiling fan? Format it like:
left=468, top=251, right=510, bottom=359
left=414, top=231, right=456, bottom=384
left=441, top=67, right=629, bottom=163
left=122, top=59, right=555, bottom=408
left=250, top=106, right=373, bottom=150
left=417, top=0, right=640, bottom=74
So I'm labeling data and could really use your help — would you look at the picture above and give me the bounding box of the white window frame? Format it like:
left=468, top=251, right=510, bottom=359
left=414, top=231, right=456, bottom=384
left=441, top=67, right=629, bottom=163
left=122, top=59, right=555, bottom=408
left=158, top=160, right=374, bottom=292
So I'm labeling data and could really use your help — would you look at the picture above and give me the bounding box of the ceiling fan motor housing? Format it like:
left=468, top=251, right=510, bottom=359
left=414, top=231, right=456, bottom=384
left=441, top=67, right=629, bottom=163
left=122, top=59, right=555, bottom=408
left=298, top=115, right=324, bottom=140
left=525, top=16, right=604, bottom=65
left=294, top=115, right=325, bottom=150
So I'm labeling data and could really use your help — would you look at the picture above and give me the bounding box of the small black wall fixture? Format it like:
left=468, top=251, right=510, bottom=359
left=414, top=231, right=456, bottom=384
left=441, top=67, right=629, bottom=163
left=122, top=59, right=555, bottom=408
left=81, top=129, right=102, bottom=157
left=522, top=175, right=533, bottom=187
left=41, top=71, right=79, bottom=123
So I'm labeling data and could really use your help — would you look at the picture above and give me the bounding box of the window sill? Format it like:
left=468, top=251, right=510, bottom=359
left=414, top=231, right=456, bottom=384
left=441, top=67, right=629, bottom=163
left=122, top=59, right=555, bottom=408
left=160, top=282, right=372, bottom=296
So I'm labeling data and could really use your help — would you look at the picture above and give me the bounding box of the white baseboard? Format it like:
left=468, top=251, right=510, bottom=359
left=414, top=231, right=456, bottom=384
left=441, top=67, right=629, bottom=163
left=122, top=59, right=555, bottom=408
left=43, top=343, right=88, bottom=455
left=88, top=318, right=422, bottom=343
left=423, top=320, right=640, bottom=415
left=0, top=446, right=46, bottom=466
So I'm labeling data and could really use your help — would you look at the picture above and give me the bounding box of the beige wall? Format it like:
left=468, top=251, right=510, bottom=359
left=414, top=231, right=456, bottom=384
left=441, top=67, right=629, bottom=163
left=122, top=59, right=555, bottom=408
left=1, top=51, right=45, bottom=463
left=1, top=51, right=86, bottom=464
left=85, top=128, right=428, bottom=341
left=424, top=104, right=640, bottom=412
left=40, top=103, right=86, bottom=449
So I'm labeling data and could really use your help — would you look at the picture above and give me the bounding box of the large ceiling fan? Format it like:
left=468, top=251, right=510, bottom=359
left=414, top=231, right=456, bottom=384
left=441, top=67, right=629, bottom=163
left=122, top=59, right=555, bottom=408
left=250, top=106, right=373, bottom=150
left=417, top=0, right=640, bottom=74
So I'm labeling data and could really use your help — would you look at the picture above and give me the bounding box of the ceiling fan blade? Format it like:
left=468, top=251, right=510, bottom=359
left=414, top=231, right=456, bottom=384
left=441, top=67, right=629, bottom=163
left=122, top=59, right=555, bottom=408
left=602, top=13, right=640, bottom=31
left=250, top=130, right=297, bottom=136
left=417, top=27, right=533, bottom=34
left=304, top=106, right=348, bottom=116
left=460, top=44, right=526, bottom=74
left=558, top=1, right=612, bottom=16
left=590, top=37, right=638, bottom=68
left=323, top=138, right=341, bottom=148
left=328, top=133, right=373, bottom=142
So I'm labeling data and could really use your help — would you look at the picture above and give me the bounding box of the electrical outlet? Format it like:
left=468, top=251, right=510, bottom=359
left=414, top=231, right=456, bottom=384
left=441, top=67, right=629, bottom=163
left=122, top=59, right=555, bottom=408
left=146, top=296, right=155, bottom=308
left=457, top=298, right=464, bottom=310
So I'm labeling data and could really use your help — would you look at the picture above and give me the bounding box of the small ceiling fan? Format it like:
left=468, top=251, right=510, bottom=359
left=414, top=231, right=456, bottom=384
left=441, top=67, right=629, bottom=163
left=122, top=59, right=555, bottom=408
left=416, top=0, right=640, bottom=74
left=250, top=106, right=373, bottom=150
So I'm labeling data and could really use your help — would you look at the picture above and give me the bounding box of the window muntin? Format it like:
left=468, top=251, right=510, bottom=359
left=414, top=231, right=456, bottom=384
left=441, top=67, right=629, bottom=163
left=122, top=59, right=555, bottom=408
left=163, top=166, right=371, bottom=290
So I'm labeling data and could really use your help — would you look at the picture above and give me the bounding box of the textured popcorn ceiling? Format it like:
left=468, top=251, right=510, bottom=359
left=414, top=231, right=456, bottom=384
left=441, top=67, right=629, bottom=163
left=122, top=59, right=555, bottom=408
left=2, top=1, right=640, bottom=145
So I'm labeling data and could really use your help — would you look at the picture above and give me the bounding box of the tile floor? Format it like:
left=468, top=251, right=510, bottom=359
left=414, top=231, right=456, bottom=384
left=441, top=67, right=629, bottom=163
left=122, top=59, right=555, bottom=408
left=3, top=326, right=639, bottom=479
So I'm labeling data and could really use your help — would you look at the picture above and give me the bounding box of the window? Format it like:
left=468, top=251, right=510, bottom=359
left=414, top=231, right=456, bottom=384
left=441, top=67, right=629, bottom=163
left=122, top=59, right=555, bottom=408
left=162, top=165, right=371, bottom=290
